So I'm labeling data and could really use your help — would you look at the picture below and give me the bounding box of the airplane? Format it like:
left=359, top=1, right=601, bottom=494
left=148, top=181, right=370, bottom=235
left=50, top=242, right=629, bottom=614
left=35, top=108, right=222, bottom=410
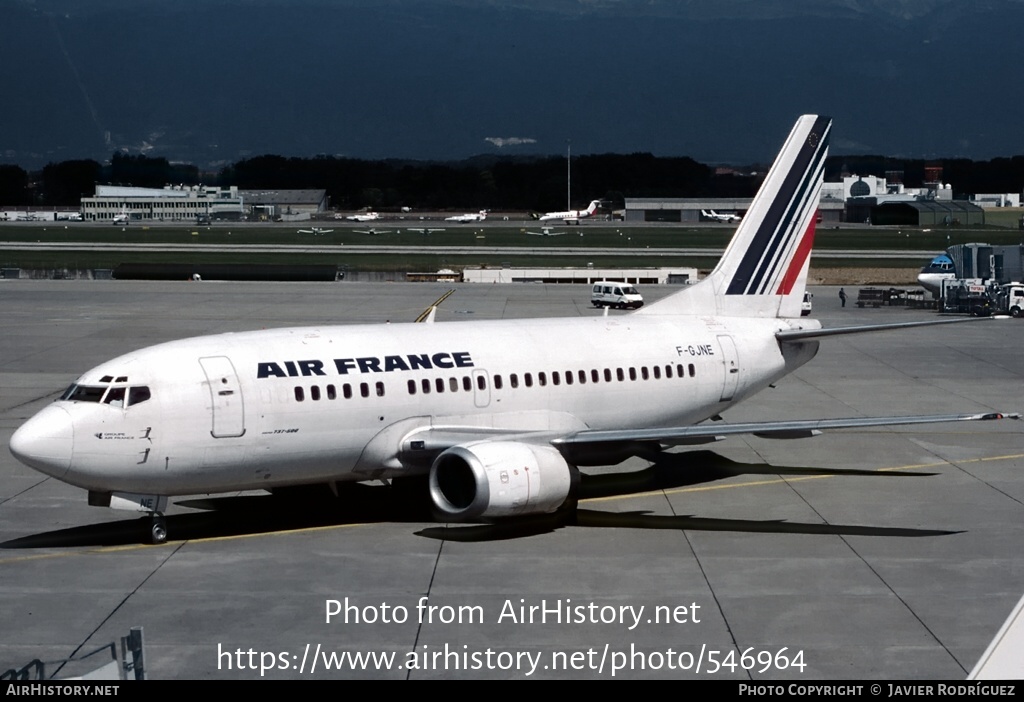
left=535, top=199, right=601, bottom=224
left=9, top=115, right=1019, bottom=545
left=524, top=226, right=566, bottom=237
left=445, top=210, right=487, bottom=223
left=112, top=212, right=130, bottom=225
left=701, top=209, right=742, bottom=224
left=346, top=212, right=380, bottom=222
left=407, top=227, right=446, bottom=236
left=353, top=228, right=393, bottom=236
left=917, top=253, right=957, bottom=297
left=298, top=227, right=334, bottom=235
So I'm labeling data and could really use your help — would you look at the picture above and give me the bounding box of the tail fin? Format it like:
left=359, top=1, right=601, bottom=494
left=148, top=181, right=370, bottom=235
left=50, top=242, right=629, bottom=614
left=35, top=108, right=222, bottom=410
left=638, top=114, right=831, bottom=318
left=585, top=200, right=600, bottom=215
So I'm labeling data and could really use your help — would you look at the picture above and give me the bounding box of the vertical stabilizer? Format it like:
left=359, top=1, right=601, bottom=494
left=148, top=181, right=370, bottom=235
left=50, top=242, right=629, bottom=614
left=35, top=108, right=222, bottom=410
left=638, top=115, right=831, bottom=318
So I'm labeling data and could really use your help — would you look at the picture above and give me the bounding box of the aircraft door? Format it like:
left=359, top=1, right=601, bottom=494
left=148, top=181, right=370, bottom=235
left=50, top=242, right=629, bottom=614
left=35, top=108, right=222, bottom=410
left=199, top=356, right=246, bottom=438
left=717, top=335, right=740, bottom=402
left=472, top=369, right=491, bottom=408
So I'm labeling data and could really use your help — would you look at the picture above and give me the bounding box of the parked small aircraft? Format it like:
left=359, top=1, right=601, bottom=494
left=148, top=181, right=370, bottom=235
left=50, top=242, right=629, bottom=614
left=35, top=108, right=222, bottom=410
left=445, top=211, right=487, bottom=223
left=701, top=209, right=742, bottom=223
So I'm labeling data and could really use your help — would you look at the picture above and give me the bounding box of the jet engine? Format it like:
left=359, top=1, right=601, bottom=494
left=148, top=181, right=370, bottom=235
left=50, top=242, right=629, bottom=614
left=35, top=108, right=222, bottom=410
left=428, top=441, right=578, bottom=521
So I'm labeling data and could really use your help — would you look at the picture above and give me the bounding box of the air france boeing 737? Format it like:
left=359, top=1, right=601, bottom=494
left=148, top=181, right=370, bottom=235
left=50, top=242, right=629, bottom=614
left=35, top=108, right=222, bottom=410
left=9, top=115, right=1017, bottom=544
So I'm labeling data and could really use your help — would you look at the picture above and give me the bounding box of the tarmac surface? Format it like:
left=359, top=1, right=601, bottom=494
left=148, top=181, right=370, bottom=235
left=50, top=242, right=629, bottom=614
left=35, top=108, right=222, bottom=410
left=1, top=279, right=1022, bottom=680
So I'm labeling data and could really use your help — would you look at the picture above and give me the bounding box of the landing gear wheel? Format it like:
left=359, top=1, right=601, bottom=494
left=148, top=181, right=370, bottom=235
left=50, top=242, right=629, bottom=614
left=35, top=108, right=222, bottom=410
left=150, top=516, right=168, bottom=544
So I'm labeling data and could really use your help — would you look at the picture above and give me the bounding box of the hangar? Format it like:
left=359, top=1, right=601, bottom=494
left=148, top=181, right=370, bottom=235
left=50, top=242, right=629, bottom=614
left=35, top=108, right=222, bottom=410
left=623, top=197, right=846, bottom=224
left=847, top=199, right=985, bottom=226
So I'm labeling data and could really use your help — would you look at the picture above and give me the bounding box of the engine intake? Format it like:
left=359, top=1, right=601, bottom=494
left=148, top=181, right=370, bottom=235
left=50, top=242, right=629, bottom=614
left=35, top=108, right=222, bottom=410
left=429, top=441, right=577, bottom=521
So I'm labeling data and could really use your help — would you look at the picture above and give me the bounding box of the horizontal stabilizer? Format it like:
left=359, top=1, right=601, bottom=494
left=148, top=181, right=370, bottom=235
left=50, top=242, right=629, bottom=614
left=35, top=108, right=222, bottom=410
left=777, top=315, right=1011, bottom=343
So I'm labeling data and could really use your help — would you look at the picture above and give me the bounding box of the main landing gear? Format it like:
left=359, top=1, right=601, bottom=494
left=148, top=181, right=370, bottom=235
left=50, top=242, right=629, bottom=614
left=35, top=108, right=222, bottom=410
left=149, top=513, right=168, bottom=544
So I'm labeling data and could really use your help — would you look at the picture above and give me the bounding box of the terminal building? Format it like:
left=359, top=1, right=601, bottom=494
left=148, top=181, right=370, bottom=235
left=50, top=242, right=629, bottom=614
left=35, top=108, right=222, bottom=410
left=81, top=184, right=245, bottom=222
left=79, top=185, right=328, bottom=223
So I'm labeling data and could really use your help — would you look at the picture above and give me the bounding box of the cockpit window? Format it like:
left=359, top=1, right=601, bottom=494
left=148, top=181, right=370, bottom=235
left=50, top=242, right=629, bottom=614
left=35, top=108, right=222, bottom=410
left=128, top=386, right=151, bottom=406
left=105, top=387, right=126, bottom=406
left=61, top=385, right=107, bottom=402
left=60, top=383, right=152, bottom=407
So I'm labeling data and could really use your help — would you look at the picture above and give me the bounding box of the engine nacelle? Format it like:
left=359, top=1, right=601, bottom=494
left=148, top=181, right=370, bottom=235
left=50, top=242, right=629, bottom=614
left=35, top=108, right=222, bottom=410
left=429, top=441, right=578, bottom=521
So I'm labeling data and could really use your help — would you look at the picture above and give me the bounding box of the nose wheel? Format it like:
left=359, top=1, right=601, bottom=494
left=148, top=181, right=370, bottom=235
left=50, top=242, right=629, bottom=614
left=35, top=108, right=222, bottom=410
left=150, top=514, right=168, bottom=544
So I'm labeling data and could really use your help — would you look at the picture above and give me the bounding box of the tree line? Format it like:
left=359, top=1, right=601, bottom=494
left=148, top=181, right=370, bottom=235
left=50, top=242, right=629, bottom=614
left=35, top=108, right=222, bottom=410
left=2, top=152, right=1023, bottom=210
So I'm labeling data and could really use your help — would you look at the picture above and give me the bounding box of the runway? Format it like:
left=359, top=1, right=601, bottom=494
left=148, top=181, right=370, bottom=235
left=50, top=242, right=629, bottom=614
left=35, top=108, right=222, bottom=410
left=1, top=279, right=1021, bottom=680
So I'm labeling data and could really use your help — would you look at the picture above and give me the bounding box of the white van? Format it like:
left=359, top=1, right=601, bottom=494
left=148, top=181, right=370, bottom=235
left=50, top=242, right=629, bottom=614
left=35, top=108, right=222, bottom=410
left=591, top=281, right=644, bottom=309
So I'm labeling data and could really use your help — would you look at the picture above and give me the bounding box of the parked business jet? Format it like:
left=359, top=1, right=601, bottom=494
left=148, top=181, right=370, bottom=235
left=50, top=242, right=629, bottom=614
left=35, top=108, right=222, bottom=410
left=536, top=199, right=601, bottom=224
left=701, top=209, right=742, bottom=223
left=445, top=210, right=488, bottom=223
left=10, top=115, right=1017, bottom=544
left=346, top=211, right=380, bottom=222
left=297, top=227, right=334, bottom=235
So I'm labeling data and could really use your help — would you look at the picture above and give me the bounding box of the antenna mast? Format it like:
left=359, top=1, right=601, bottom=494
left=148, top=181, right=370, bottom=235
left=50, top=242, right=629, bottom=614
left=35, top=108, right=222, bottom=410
left=567, top=140, right=571, bottom=211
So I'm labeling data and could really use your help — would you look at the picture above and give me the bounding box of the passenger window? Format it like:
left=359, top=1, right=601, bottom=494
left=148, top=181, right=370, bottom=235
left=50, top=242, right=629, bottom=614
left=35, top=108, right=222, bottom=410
left=408, top=379, right=416, bottom=395
left=376, top=382, right=385, bottom=397
left=294, top=387, right=304, bottom=402
left=628, top=367, right=637, bottom=381
left=603, top=369, right=612, bottom=382
left=476, top=375, right=486, bottom=390
left=462, top=376, right=471, bottom=391
left=360, top=383, right=370, bottom=398
left=421, top=378, right=431, bottom=394
left=653, top=366, right=661, bottom=380
left=343, top=384, right=353, bottom=399
left=525, top=373, right=533, bottom=388
left=677, top=364, right=685, bottom=377
left=641, top=367, right=649, bottom=380
left=553, top=372, right=560, bottom=386
left=665, top=365, right=673, bottom=378
left=449, top=377, right=458, bottom=392
left=494, top=375, right=503, bottom=390
left=311, top=386, right=321, bottom=401
left=538, top=372, right=547, bottom=387
left=689, top=364, right=695, bottom=377
left=510, top=374, right=519, bottom=389
left=616, top=368, right=624, bottom=382
left=579, top=370, right=587, bottom=384
left=327, top=384, right=337, bottom=400
left=435, top=378, right=444, bottom=393
left=564, top=371, right=572, bottom=386
left=591, top=369, right=599, bottom=383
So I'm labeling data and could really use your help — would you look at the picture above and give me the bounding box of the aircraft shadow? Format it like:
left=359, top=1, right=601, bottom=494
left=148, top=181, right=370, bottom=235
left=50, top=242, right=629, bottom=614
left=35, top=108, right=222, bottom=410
left=0, top=450, right=952, bottom=549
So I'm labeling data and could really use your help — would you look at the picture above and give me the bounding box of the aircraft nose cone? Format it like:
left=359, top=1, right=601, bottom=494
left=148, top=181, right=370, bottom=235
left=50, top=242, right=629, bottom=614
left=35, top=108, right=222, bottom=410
left=9, top=405, right=74, bottom=478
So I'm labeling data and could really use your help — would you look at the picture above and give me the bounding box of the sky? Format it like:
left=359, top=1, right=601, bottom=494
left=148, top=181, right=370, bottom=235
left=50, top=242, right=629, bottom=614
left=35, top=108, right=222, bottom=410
left=2, top=0, right=1023, bottom=170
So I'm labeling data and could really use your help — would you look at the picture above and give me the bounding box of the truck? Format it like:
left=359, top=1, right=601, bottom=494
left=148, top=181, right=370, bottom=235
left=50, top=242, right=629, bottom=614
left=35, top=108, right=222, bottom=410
left=940, top=279, right=1024, bottom=317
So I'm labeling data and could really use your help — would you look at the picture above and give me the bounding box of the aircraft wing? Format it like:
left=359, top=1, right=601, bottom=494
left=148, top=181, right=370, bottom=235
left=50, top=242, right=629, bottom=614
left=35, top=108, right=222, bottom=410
left=554, top=412, right=1018, bottom=447
left=550, top=411, right=1018, bottom=464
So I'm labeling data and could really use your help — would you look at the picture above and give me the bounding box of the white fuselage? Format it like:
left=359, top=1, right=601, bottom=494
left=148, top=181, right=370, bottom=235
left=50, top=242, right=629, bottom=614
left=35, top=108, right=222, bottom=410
left=17, top=313, right=817, bottom=497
